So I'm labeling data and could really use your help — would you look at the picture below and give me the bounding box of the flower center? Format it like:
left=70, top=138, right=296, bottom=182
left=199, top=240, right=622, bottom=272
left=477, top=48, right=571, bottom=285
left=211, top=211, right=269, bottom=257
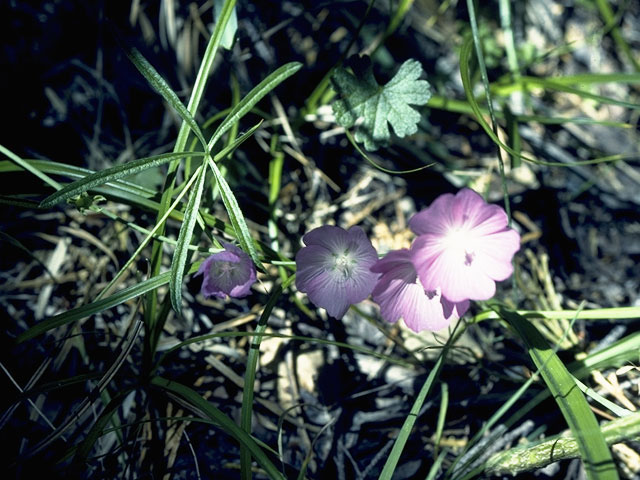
left=444, top=227, right=476, bottom=266
left=211, top=260, right=236, bottom=277
left=332, top=249, right=357, bottom=281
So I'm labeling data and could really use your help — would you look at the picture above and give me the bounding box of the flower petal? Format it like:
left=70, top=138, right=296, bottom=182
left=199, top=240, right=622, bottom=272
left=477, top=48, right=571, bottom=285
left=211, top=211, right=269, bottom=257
left=371, top=249, right=467, bottom=332
left=409, top=192, right=455, bottom=235
left=295, top=225, right=379, bottom=318
left=196, top=243, right=257, bottom=299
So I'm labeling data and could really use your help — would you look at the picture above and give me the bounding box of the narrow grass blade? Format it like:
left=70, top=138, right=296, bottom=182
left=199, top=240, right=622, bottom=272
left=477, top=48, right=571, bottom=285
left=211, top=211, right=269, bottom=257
left=485, top=412, right=640, bottom=476
left=0, top=143, right=61, bottom=190
left=379, top=322, right=462, bottom=479
left=207, top=62, right=302, bottom=150
left=146, top=0, right=236, bottom=326
left=465, top=0, right=510, bottom=218
left=151, top=376, right=285, bottom=480
left=493, top=72, right=640, bottom=89
left=39, top=152, right=204, bottom=208
left=240, top=275, right=295, bottom=480
left=72, top=388, right=135, bottom=465
left=122, top=47, right=207, bottom=148
left=206, top=156, right=259, bottom=265
left=459, top=37, right=632, bottom=168
left=169, top=165, right=207, bottom=315
left=96, top=165, right=202, bottom=301
left=516, top=76, right=640, bottom=111
left=498, top=307, right=617, bottom=479
left=346, top=129, right=433, bottom=174
left=16, top=263, right=200, bottom=343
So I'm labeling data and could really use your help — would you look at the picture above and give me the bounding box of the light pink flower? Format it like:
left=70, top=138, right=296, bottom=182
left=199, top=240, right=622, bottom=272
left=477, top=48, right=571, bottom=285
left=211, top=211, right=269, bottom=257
left=410, top=188, right=520, bottom=302
left=295, top=225, right=379, bottom=319
left=371, top=249, right=469, bottom=332
left=195, top=243, right=257, bottom=299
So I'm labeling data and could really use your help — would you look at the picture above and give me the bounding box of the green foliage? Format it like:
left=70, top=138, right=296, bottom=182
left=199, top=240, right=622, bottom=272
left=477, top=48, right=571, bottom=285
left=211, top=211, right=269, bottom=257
left=331, top=55, right=431, bottom=150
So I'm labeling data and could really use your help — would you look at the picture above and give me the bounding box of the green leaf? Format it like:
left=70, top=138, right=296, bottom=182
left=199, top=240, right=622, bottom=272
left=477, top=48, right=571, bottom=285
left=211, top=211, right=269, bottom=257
left=379, top=321, right=461, bottom=479
left=485, top=412, right=640, bottom=476
left=207, top=62, right=303, bottom=151
left=169, top=165, right=207, bottom=315
left=123, top=47, right=207, bottom=149
left=213, top=0, right=238, bottom=49
left=206, top=156, right=260, bottom=265
left=150, top=376, right=285, bottom=480
left=331, top=56, right=431, bottom=151
left=16, top=263, right=199, bottom=343
left=0, top=143, right=61, bottom=191
left=240, top=274, right=296, bottom=480
left=499, top=307, right=618, bottom=480
left=39, top=152, right=204, bottom=208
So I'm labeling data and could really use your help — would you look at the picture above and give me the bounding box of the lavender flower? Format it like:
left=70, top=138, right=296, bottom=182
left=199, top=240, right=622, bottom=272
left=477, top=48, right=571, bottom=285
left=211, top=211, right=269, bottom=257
left=295, top=225, right=379, bottom=318
left=195, top=243, right=257, bottom=299
left=409, top=188, right=520, bottom=302
left=371, top=249, right=469, bottom=332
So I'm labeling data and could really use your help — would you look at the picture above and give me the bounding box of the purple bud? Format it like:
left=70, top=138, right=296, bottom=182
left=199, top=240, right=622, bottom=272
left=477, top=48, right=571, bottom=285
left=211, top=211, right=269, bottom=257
left=196, top=243, right=257, bottom=299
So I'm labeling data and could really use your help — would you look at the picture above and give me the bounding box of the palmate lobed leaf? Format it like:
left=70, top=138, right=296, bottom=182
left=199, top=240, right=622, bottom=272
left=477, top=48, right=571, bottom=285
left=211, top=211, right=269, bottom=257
left=331, top=55, right=431, bottom=151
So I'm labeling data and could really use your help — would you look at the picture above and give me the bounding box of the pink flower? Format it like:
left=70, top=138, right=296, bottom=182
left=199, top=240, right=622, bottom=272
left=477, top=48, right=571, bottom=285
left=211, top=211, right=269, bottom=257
left=371, top=249, right=469, bottom=332
left=410, top=188, right=520, bottom=302
left=295, top=225, right=379, bottom=318
left=195, top=243, right=257, bottom=299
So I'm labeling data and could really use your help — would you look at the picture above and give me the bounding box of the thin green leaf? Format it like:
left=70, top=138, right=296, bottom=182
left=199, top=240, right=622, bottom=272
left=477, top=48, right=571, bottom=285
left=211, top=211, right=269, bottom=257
left=96, top=165, right=203, bottom=301
left=166, top=124, right=261, bottom=310
left=0, top=143, right=61, bottom=191
left=498, top=307, right=617, bottom=480
left=123, top=47, right=207, bottom=148
left=39, top=152, right=204, bottom=208
left=146, top=0, right=237, bottom=327
left=379, top=321, right=462, bottom=479
left=240, top=275, right=296, bottom=480
left=345, top=129, right=433, bottom=174
left=465, top=0, right=511, bottom=220
left=207, top=62, right=302, bottom=151
left=169, top=165, right=207, bottom=314
left=16, top=263, right=200, bottom=343
left=459, top=36, right=633, bottom=168
left=72, top=388, right=135, bottom=465
left=485, top=412, right=640, bottom=476
left=150, top=376, right=285, bottom=480
left=516, top=75, right=640, bottom=111
left=206, top=156, right=259, bottom=265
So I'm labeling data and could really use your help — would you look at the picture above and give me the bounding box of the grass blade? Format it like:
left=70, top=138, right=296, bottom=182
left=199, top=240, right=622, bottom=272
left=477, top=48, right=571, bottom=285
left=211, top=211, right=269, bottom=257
left=150, top=376, right=285, bottom=480
left=206, top=155, right=259, bottom=264
left=39, top=152, right=204, bottom=208
left=207, top=62, right=302, bottom=151
left=146, top=0, right=236, bottom=328
left=240, top=274, right=296, bottom=480
left=169, top=165, right=207, bottom=314
left=498, top=307, right=617, bottom=479
left=122, top=46, right=207, bottom=148
left=16, top=263, right=200, bottom=343
left=379, top=321, right=462, bottom=479
left=485, top=412, right=640, bottom=476
left=0, top=144, right=61, bottom=191
left=166, top=123, right=261, bottom=312
left=459, top=37, right=633, bottom=168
